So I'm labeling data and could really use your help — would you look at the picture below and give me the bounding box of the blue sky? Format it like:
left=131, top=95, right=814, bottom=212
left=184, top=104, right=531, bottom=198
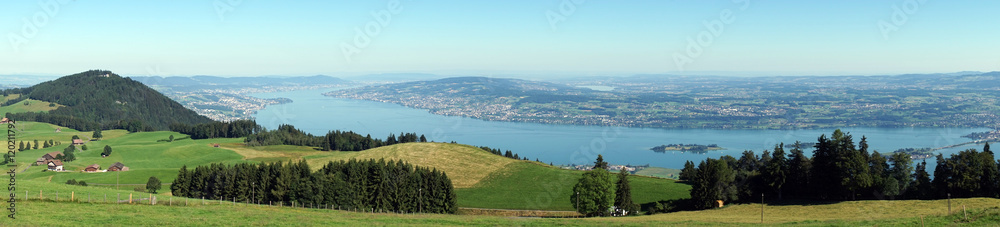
left=1, top=0, right=998, bottom=77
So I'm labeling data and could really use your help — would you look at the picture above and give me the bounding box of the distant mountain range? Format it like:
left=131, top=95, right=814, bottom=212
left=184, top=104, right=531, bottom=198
left=130, top=75, right=348, bottom=91
left=330, top=72, right=1000, bottom=129
left=3, top=70, right=214, bottom=131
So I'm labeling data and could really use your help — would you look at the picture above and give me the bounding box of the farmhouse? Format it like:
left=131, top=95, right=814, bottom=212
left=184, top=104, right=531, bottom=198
left=108, top=162, right=128, bottom=171
left=84, top=164, right=101, bottom=172
left=46, top=160, right=64, bottom=171
left=42, top=151, right=64, bottom=160
left=73, top=139, right=85, bottom=146
left=0, top=117, right=9, bottom=124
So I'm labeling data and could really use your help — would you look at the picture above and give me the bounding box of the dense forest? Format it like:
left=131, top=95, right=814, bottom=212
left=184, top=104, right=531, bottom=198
left=171, top=159, right=457, bottom=214
left=2, top=70, right=213, bottom=131
left=169, top=119, right=263, bottom=139
left=243, top=124, right=426, bottom=151
left=674, top=130, right=999, bottom=212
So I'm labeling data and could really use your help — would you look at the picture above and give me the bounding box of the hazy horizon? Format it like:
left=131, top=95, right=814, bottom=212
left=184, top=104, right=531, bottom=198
left=3, top=1, right=999, bottom=77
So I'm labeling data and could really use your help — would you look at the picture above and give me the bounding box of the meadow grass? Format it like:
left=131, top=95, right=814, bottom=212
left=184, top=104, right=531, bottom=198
left=0, top=98, right=61, bottom=116
left=6, top=178, right=998, bottom=227
left=302, top=143, right=517, bottom=188
left=635, top=166, right=681, bottom=180
left=12, top=123, right=248, bottom=185
left=455, top=162, right=691, bottom=211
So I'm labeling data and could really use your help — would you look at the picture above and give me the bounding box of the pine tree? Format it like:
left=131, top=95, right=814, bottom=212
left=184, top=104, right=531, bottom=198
left=786, top=141, right=811, bottom=198
left=980, top=143, right=999, bottom=198
left=171, top=165, right=189, bottom=197
left=18, top=141, right=23, bottom=151
left=909, top=159, right=933, bottom=199
left=765, top=143, right=788, bottom=200
left=679, top=160, right=696, bottom=181
left=594, top=154, right=608, bottom=170
left=33, top=140, right=39, bottom=149
left=614, top=168, right=637, bottom=216
left=887, top=152, right=913, bottom=199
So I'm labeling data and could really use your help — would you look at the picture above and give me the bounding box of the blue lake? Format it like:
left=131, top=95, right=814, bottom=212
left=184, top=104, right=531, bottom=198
left=252, top=89, right=990, bottom=169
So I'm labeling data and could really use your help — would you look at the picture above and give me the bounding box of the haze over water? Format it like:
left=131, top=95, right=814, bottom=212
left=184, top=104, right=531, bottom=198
left=253, top=89, right=988, bottom=169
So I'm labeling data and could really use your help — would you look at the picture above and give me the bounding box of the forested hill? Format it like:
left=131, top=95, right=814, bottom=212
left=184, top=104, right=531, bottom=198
left=4, top=70, right=213, bottom=131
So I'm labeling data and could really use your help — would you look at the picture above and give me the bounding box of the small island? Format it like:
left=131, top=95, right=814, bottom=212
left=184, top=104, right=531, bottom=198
left=650, top=144, right=724, bottom=154
left=784, top=142, right=817, bottom=149
left=892, top=147, right=935, bottom=160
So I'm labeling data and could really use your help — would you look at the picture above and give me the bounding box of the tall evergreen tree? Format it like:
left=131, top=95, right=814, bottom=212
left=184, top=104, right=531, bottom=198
left=679, top=160, right=696, bottom=181
left=868, top=151, right=890, bottom=199
left=33, top=140, right=39, bottom=149
left=786, top=141, right=811, bottom=198
left=690, top=157, right=737, bottom=209
left=980, top=143, right=999, bottom=198
left=932, top=154, right=953, bottom=199
left=764, top=143, right=788, bottom=200
left=909, top=159, right=932, bottom=199
left=887, top=152, right=913, bottom=199
left=171, top=165, right=190, bottom=197
left=614, top=168, right=638, bottom=215
left=593, top=154, right=608, bottom=170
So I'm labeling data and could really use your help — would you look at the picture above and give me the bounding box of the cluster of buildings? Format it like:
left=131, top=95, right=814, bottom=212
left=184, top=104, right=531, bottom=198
left=560, top=164, right=647, bottom=173
left=34, top=151, right=128, bottom=172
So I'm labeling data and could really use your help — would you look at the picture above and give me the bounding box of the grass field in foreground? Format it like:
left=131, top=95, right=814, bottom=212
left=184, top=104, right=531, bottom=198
left=455, top=161, right=691, bottom=211
left=6, top=179, right=999, bottom=227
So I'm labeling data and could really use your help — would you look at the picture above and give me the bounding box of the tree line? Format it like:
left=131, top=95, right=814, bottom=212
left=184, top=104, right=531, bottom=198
left=478, top=146, right=531, bottom=161
left=243, top=124, right=426, bottom=151
left=169, top=119, right=263, bottom=139
left=171, top=159, right=457, bottom=214
left=677, top=129, right=999, bottom=211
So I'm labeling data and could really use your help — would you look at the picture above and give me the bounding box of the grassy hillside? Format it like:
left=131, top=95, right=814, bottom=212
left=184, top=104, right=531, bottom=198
left=273, top=142, right=691, bottom=211
left=12, top=122, right=247, bottom=186
left=635, top=167, right=681, bottom=180
left=455, top=162, right=690, bottom=211
left=300, top=143, right=517, bottom=188
left=0, top=98, right=62, bottom=116
left=8, top=179, right=1000, bottom=226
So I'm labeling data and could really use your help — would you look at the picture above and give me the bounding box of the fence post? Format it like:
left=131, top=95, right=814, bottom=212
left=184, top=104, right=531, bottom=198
left=129, top=193, right=132, bottom=204
left=39, top=190, right=42, bottom=200
left=71, top=191, right=74, bottom=202
left=56, top=192, right=58, bottom=201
